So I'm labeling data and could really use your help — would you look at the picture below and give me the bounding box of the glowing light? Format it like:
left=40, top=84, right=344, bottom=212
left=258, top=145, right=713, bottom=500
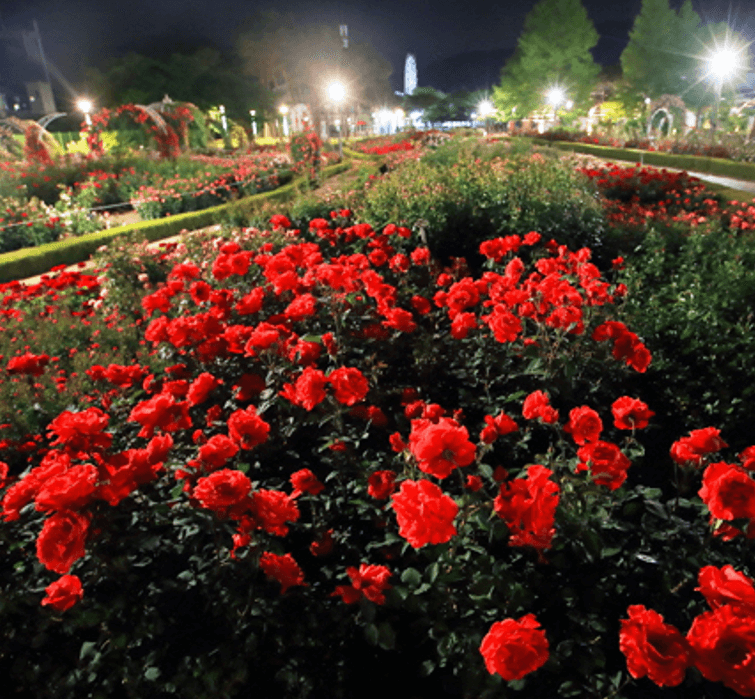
left=478, top=100, right=495, bottom=117
left=327, top=81, right=346, bottom=103
left=546, top=87, right=565, bottom=107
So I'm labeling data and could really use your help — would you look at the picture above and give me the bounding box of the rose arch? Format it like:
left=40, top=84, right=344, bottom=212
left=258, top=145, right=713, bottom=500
left=646, top=95, right=687, bottom=138
left=81, top=103, right=193, bottom=159
left=0, top=116, right=62, bottom=166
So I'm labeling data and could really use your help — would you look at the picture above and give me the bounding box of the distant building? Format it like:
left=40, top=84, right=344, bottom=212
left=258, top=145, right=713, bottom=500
left=0, top=20, right=57, bottom=117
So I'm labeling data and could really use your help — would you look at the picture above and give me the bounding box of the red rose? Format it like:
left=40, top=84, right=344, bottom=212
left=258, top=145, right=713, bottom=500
left=328, top=367, right=369, bottom=406
left=332, top=563, right=392, bottom=605
left=577, top=440, right=631, bottom=490
left=699, top=461, right=755, bottom=521
left=193, top=469, right=251, bottom=513
left=36, top=510, right=90, bottom=574
left=367, top=470, right=397, bottom=499
left=290, top=468, right=324, bottom=497
left=619, top=605, right=691, bottom=687
left=228, top=405, right=270, bottom=450
left=187, top=372, right=221, bottom=406
left=687, top=605, right=755, bottom=696
left=671, top=427, right=728, bottom=467
left=34, top=463, right=98, bottom=512
left=483, top=304, right=522, bottom=343
left=480, top=614, right=549, bottom=681
left=611, top=396, right=654, bottom=430
left=259, top=551, right=307, bottom=594
left=250, top=489, right=300, bottom=536
left=564, top=405, right=603, bottom=445
left=494, top=465, right=559, bottom=551
left=41, top=574, right=84, bottom=612
left=280, top=366, right=328, bottom=411
left=697, top=565, right=755, bottom=615
left=47, top=407, right=112, bottom=454
left=391, top=479, right=458, bottom=548
left=198, top=434, right=239, bottom=470
left=522, top=390, right=559, bottom=424
left=408, top=417, right=476, bottom=479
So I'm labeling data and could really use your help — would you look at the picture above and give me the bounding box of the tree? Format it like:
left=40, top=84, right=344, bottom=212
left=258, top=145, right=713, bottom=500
left=493, top=0, right=600, bottom=118
left=84, top=48, right=272, bottom=123
left=619, top=0, right=702, bottom=105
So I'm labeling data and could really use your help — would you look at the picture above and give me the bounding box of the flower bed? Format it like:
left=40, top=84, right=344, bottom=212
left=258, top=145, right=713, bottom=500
left=0, top=144, right=754, bottom=698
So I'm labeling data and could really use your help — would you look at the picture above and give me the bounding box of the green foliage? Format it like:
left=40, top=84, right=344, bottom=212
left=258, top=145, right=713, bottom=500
left=355, top=147, right=606, bottom=267
left=616, top=223, right=755, bottom=455
left=494, top=0, right=600, bottom=116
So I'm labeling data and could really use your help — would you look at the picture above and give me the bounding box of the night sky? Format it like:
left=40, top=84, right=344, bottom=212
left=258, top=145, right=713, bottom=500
left=0, top=0, right=751, bottom=96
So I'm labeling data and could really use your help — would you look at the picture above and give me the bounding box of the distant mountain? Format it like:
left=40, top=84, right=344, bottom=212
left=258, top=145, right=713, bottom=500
left=418, top=49, right=512, bottom=94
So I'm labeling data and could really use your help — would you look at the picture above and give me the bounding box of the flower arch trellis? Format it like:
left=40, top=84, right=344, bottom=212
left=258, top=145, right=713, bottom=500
left=646, top=95, right=687, bottom=137
left=0, top=117, right=62, bottom=165
left=81, top=103, right=191, bottom=159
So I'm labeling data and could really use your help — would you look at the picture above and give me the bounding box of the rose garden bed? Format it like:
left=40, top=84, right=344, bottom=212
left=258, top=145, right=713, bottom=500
left=0, top=136, right=753, bottom=699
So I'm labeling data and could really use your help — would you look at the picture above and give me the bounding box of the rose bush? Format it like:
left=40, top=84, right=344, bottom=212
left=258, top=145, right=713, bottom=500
left=0, top=142, right=753, bottom=698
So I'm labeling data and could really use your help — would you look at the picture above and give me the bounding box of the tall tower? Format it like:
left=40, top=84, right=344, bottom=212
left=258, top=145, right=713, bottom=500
left=404, top=54, right=417, bottom=96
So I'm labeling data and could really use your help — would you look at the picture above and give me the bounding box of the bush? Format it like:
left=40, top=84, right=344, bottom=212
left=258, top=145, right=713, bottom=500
left=355, top=150, right=607, bottom=269
left=0, top=204, right=753, bottom=699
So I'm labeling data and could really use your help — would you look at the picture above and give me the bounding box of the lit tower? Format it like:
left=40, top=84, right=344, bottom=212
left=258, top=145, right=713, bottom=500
left=404, top=54, right=417, bottom=96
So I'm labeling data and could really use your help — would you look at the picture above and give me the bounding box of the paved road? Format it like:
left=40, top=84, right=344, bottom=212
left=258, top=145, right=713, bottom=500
left=685, top=171, right=755, bottom=196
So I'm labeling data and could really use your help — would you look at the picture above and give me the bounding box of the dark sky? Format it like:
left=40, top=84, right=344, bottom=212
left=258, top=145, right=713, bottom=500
left=0, top=0, right=750, bottom=96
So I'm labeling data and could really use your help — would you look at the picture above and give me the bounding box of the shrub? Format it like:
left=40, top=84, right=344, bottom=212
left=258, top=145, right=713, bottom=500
left=0, top=208, right=753, bottom=699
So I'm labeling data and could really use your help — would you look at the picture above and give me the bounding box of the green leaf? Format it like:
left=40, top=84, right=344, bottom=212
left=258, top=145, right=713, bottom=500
left=401, top=567, right=422, bottom=587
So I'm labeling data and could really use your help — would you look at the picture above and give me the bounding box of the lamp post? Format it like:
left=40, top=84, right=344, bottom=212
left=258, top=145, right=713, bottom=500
left=77, top=98, right=93, bottom=126
left=327, top=80, right=346, bottom=158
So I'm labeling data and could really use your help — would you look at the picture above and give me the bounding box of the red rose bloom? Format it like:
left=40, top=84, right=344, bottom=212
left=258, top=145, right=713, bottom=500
left=187, top=372, right=221, bottom=406
left=328, top=367, right=369, bottom=406
left=280, top=366, right=328, bottom=411
left=34, top=463, right=98, bottom=513
left=564, top=405, right=603, bottom=445
left=612, top=396, right=654, bottom=430
left=697, top=565, right=755, bottom=615
left=41, top=574, right=84, bottom=612
left=332, top=563, right=392, bottom=605
left=367, top=470, right=397, bottom=499
left=290, top=468, right=325, bottom=497
left=259, top=551, right=307, bottom=594
left=522, top=390, right=559, bottom=424
left=687, top=605, right=755, bottom=697
left=36, top=510, right=90, bottom=574
left=671, top=427, right=728, bottom=467
left=480, top=614, right=549, bottom=681
left=619, top=605, right=691, bottom=687
left=408, top=417, right=476, bottom=479
left=47, top=407, right=112, bottom=454
left=494, top=465, right=559, bottom=551
left=391, top=479, right=458, bottom=548
left=198, top=434, right=239, bottom=470
left=250, top=489, right=300, bottom=536
left=193, top=469, right=251, bottom=512
left=699, top=462, right=755, bottom=521
left=228, top=405, right=270, bottom=450
left=577, top=440, right=632, bottom=490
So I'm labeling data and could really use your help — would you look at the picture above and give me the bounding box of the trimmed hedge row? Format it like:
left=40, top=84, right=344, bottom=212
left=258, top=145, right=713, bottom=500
left=0, top=162, right=351, bottom=284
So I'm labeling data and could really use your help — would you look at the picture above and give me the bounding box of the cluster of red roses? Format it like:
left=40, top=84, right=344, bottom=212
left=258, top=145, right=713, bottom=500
left=579, top=164, right=725, bottom=231
left=620, top=565, right=755, bottom=696
left=2, top=205, right=753, bottom=693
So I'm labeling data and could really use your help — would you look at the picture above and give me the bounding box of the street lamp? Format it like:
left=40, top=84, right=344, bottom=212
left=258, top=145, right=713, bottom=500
left=327, top=80, right=346, bottom=158
left=77, top=98, right=93, bottom=126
